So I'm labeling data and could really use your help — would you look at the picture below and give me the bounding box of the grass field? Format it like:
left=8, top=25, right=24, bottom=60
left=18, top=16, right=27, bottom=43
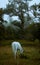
left=0, top=40, right=40, bottom=65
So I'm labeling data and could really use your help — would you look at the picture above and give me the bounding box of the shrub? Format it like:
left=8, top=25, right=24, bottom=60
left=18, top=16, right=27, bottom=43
left=34, top=39, right=39, bottom=44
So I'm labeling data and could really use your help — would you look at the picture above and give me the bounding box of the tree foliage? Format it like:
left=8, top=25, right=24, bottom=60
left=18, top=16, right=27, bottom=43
left=0, top=0, right=40, bottom=41
left=0, top=8, right=4, bottom=22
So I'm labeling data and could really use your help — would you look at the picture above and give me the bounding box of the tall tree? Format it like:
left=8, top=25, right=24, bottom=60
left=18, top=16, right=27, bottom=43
left=30, top=3, right=40, bottom=22
left=0, top=8, right=4, bottom=23
left=6, top=0, right=32, bottom=38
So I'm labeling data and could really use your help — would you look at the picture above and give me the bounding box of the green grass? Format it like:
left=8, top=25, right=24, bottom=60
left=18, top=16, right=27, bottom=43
left=0, top=40, right=40, bottom=65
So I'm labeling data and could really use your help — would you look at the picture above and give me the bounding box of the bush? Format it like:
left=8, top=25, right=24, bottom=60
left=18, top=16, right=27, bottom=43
left=34, top=39, right=39, bottom=44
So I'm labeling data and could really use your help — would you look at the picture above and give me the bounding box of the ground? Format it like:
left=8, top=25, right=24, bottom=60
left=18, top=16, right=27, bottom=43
left=0, top=40, right=40, bottom=65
